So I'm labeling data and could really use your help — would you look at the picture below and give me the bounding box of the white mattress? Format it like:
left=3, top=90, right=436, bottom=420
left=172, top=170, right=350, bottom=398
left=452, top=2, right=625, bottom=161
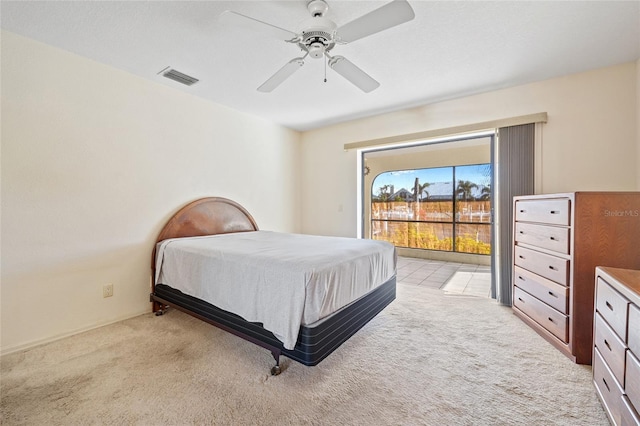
left=155, top=231, right=396, bottom=350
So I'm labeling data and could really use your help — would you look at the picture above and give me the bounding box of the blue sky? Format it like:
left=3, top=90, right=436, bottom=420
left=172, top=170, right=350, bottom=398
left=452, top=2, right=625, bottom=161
left=372, top=164, right=490, bottom=197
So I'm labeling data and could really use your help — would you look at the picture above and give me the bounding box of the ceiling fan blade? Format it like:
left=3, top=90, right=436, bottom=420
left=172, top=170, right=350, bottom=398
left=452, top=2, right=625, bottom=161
left=257, top=58, right=305, bottom=92
left=328, top=56, right=380, bottom=93
left=336, top=0, right=415, bottom=43
left=219, top=10, right=297, bottom=40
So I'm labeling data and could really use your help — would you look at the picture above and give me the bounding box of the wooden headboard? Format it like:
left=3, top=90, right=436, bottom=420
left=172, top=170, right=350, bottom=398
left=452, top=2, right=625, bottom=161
left=152, top=197, right=258, bottom=274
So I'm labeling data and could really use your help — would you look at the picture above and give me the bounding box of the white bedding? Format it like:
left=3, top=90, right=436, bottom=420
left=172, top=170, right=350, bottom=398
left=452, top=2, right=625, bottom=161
left=155, top=231, right=396, bottom=349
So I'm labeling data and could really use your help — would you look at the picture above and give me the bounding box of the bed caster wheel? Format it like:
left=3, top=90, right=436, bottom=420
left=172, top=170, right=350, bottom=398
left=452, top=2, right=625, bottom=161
left=271, top=365, right=281, bottom=376
left=155, top=310, right=164, bottom=316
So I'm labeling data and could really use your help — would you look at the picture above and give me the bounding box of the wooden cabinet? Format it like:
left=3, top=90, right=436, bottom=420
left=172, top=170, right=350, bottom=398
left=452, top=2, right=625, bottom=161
left=593, top=267, right=640, bottom=425
left=512, top=192, right=640, bottom=364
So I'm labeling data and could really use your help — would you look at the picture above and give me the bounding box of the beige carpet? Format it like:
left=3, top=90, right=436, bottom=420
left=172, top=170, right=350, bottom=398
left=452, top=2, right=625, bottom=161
left=1, top=284, right=608, bottom=425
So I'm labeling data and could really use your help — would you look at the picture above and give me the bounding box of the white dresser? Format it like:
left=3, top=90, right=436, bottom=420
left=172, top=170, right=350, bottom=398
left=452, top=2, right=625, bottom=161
left=593, top=267, right=640, bottom=425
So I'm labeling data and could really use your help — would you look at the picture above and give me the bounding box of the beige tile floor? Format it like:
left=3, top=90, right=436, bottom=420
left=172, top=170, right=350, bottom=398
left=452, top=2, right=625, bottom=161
left=397, top=256, right=492, bottom=298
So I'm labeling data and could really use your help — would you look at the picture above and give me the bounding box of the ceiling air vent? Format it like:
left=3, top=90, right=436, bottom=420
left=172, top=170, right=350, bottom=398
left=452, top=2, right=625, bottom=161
left=159, top=67, right=199, bottom=86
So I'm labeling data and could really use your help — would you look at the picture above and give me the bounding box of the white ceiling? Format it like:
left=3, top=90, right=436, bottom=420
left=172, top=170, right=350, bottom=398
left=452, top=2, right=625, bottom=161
left=2, top=1, right=639, bottom=131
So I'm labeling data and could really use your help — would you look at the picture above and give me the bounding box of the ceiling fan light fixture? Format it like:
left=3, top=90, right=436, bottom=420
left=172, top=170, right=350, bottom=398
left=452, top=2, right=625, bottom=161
left=308, top=42, right=325, bottom=59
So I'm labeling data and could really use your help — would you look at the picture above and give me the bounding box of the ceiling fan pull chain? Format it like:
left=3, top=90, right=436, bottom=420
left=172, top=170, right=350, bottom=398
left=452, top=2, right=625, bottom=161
left=324, top=56, right=327, bottom=83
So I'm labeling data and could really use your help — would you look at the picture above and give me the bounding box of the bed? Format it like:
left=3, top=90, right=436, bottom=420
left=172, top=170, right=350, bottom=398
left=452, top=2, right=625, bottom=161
left=150, top=197, right=397, bottom=375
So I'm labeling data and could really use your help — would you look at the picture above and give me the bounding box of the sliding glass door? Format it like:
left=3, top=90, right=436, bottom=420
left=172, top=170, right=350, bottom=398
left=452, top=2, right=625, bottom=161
left=370, top=163, right=491, bottom=255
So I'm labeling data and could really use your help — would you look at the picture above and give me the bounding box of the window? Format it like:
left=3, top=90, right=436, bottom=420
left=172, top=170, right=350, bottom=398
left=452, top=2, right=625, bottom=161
left=371, top=164, right=491, bottom=254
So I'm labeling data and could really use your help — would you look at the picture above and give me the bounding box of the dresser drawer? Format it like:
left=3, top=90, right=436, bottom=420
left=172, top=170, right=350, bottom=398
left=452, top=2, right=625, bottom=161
left=596, top=277, right=630, bottom=341
left=515, top=198, right=570, bottom=225
left=621, top=395, right=640, bottom=426
left=513, top=286, right=568, bottom=342
left=514, top=246, right=569, bottom=286
left=594, top=313, right=627, bottom=386
left=594, top=348, right=624, bottom=426
left=629, top=305, right=640, bottom=356
left=513, top=266, right=568, bottom=314
left=627, top=351, right=640, bottom=416
left=515, top=222, right=570, bottom=254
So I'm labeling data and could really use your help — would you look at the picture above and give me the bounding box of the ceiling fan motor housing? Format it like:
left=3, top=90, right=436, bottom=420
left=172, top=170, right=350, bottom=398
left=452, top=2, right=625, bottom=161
left=298, top=16, right=337, bottom=58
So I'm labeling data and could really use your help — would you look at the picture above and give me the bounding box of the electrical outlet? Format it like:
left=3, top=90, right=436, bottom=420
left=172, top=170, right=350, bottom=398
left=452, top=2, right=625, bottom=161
left=103, top=283, right=114, bottom=298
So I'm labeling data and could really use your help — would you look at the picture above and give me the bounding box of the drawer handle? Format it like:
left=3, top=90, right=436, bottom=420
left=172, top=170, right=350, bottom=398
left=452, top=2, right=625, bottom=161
left=548, top=265, right=558, bottom=271
left=518, top=297, right=525, bottom=303
left=606, top=301, right=613, bottom=311
left=604, top=339, right=611, bottom=351
left=519, top=210, right=526, bottom=213
left=550, top=210, right=560, bottom=214
left=518, top=275, right=525, bottom=281
left=602, top=377, right=611, bottom=392
left=548, top=291, right=558, bottom=298
left=550, top=236, right=557, bottom=241
left=519, top=255, right=525, bottom=259
left=547, top=317, right=555, bottom=324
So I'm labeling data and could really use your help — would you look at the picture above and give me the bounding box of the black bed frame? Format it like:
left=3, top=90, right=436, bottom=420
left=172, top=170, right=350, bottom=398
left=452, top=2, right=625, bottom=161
left=150, top=197, right=396, bottom=375
left=151, top=277, right=395, bottom=375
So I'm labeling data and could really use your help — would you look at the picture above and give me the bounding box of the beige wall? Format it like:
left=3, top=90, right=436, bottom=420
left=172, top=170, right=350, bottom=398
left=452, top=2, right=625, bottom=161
left=301, top=62, right=639, bottom=238
left=0, top=32, right=302, bottom=354
left=364, top=143, right=491, bottom=186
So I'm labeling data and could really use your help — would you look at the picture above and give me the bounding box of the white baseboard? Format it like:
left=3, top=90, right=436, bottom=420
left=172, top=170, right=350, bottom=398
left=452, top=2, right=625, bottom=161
left=0, top=309, right=151, bottom=357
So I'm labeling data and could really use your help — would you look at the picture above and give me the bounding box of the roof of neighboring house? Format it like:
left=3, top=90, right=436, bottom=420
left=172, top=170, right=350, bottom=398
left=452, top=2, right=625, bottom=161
left=381, top=182, right=491, bottom=201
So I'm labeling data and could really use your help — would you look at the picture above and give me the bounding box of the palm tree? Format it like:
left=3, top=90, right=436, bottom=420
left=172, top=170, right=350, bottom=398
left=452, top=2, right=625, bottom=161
left=456, top=180, right=478, bottom=201
left=411, top=180, right=431, bottom=201
left=480, top=184, right=491, bottom=200
left=377, top=185, right=391, bottom=201
left=419, top=182, right=430, bottom=200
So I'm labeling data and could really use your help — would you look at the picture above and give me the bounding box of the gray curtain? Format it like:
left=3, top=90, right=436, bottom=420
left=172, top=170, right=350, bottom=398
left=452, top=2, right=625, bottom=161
left=493, top=123, right=535, bottom=305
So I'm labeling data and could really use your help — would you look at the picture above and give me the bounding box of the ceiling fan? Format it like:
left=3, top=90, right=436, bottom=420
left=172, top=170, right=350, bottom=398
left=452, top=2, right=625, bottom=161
left=220, top=0, right=415, bottom=93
